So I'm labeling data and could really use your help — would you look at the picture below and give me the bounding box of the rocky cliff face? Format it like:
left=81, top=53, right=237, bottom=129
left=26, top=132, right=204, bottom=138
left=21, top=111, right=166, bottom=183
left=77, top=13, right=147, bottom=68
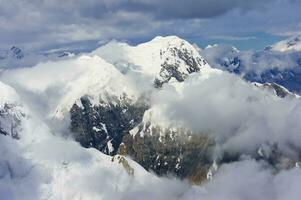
left=153, top=39, right=207, bottom=87
left=70, top=94, right=148, bottom=155
left=254, top=82, right=297, bottom=98
left=0, top=46, right=24, bottom=61
left=120, top=124, right=214, bottom=184
left=69, top=94, right=217, bottom=184
left=0, top=103, right=24, bottom=139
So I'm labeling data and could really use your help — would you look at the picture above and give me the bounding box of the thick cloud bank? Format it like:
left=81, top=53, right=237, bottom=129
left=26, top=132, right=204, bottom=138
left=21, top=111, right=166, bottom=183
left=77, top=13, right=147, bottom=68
left=150, top=72, right=301, bottom=156
left=194, top=159, right=301, bottom=200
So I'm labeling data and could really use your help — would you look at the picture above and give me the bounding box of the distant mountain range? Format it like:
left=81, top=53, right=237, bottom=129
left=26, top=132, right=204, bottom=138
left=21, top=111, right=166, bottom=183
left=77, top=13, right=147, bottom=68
left=0, top=46, right=75, bottom=69
left=201, top=34, right=301, bottom=94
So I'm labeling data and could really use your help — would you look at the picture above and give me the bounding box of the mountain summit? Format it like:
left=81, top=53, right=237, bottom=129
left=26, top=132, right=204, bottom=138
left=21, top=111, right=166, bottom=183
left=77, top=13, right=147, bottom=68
left=0, top=46, right=24, bottom=61
left=92, top=35, right=212, bottom=87
left=271, top=34, right=301, bottom=52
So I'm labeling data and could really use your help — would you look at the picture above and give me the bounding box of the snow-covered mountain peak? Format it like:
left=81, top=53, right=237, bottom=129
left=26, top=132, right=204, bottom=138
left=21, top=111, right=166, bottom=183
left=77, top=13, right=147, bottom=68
left=0, top=46, right=24, bottom=61
left=145, top=35, right=188, bottom=46
left=271, top=34, right=301, bottom=52
left=93, top=36, right=212, bottom=87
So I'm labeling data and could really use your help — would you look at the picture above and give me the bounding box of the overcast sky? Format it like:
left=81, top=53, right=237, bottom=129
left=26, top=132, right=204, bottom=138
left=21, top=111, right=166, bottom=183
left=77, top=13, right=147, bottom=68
left=0, top=0, right=300, bottom=50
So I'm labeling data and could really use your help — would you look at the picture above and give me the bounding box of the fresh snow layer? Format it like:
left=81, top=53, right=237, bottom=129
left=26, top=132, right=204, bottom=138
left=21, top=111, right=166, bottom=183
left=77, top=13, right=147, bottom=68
left=92, top=35, right=213, bottom=77
left=1, top=55, right=141, bottom=118
left=0, top=81, right=20, bottom=106
left=271, top=34, right=301, bottom=52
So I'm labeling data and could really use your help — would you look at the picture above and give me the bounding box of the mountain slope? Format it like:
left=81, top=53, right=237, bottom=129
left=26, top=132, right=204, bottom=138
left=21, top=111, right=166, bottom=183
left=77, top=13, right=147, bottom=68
left=92, top=36, right=212, bottom=87
left=0, top=80, right=201, bottom=200
left=201, top=37, right=301, bottom=94
left=2, top=55, right=141, bottom=118
left=0, top=46, right=75, bottom=70
left=0, top=82, right=24, bottom=138
left=1, top=54, right=147, bottom=155
left=271, top=34, right=301, bottom=52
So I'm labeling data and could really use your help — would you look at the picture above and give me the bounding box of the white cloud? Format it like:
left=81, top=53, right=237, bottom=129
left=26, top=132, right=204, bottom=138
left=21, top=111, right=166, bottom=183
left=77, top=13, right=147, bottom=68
left=193, top=159, right=301, bottom=200
left=201, top=43, right=301, bottom=73
left=148, top=71, right=301, bottom=157
left=207, top=35, right=257, bottom=41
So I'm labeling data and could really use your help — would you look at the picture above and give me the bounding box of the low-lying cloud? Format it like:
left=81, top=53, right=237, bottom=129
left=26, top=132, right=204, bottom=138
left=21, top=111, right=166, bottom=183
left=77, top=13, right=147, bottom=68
left=201, top=44, right=301, bottom=73
left=151, top=72, right=301, bottom=157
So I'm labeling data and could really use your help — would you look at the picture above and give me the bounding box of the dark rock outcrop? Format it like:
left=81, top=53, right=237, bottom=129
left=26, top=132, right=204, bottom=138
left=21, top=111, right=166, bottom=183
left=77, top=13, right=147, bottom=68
left=120, top=124, right=215, bottom=184
left=0, top=103, right=24, bottom=139
left=154, top=43, right=206, bottom=88
left=260, top=82, right=295, bottom=98
left=10, top=46, right=24, bottom=60
left=70, top=94, right=148, bottom=155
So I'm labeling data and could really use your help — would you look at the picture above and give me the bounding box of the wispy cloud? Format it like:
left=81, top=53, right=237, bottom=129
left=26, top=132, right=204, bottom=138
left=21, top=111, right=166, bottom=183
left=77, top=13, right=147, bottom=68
left=207, top=35, right=257, bottom=41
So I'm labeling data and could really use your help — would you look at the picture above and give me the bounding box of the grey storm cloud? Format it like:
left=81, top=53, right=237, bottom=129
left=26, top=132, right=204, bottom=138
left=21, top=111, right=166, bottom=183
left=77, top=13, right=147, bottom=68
left=29, top=0, right=275, bottom=19
left=0, top=0, right=274, bottom=20
left=0, top=0, right=300, bottom=49
left=111, top=0, right=274, bottom=19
